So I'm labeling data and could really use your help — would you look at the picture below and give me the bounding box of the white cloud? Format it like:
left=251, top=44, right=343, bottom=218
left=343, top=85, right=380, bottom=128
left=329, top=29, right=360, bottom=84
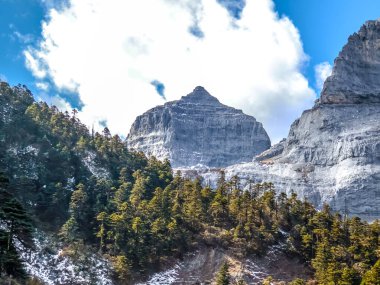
left=315, top=61, right=333, bottom=91
left=49, top=95, right=73, bottom=112
left=25, top=0, right=316, bottom=143
left=36, top=93, right=73, bottom=113
left=24, top=50, right=47, bottom=79
left=12, top=31, right=34, bottom=44
left=36, top=82, right=50, bottom=91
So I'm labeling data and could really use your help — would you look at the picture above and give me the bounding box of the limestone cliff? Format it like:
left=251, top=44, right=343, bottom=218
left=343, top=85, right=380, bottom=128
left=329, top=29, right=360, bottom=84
left=194, top=20, right=380, bottom=221
left=127, top=86, right=271, bottom=168
left=321, top=20, right=380, bottom=104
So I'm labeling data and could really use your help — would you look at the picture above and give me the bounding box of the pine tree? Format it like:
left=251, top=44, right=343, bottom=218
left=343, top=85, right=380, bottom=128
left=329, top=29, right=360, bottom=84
left=129, top=170, right=147, bottom=209
left=96, top=211, right=108, bottom=253
left=311, top=237, right=332, bottom=284
left=216, top=261, right=230, bottom=285
left=0, top=173, right=34, bottom=279
left=60, top=183, right=92, bottom=241
left=183, top=180, right=204, bottom=229
left=361, top=259, right=380, bottom=285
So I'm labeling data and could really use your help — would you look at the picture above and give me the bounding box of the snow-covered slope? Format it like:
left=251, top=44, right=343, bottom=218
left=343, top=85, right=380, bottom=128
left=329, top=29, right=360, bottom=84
left=18, top=231, right=113, bottom=285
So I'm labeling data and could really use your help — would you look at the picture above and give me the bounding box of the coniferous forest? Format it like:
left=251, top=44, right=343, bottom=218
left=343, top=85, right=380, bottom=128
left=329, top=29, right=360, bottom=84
left=1, top=81, right=380, bottom=284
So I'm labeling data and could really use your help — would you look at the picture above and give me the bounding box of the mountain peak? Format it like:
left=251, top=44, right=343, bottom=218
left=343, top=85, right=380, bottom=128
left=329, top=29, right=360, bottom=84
left=127, top=86, right=270, bottom=168
left=180, top=86, right=220, bottom=104
left=320, top=19, right=380, bottom=104
left=193, top=86, right=206, bottom=92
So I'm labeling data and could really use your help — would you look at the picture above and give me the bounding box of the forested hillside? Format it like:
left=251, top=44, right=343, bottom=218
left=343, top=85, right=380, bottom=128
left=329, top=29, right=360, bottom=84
left=1, top=81, right=380, bottom=284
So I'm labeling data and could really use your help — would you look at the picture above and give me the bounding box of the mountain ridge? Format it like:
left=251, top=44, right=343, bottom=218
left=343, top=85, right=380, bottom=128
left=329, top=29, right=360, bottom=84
left=321, top=19, right=380, bottom=104
left=182, top=20, right=380, bottom=221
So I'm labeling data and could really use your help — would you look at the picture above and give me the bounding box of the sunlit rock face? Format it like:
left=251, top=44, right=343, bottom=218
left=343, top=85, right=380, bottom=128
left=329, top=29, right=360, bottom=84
left=127, top=86, right=271, bottom=168
left=321, top=20, right=380, bottom=104
left=192, top=21, right=380, bottom=221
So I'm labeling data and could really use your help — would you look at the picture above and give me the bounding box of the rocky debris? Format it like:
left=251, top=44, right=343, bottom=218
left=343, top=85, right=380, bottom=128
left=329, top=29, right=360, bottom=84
left=127, top=86, right=270, bottom=168
left=138, top=246, right=311, bottom=285
left=321, top=20, right=380, bottom=104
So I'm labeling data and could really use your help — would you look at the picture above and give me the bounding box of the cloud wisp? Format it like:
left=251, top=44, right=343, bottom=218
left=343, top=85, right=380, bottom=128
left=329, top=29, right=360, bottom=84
left=24, top=0, right=316, bottom=143
left=315, top=61, right=333, bottom=92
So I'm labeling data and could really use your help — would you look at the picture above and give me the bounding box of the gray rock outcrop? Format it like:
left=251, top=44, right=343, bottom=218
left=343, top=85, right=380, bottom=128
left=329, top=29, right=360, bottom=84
left=321, top=20, right=380, bottom=104
left=127, top=86, right=271, bottom=168
left=191, top=20, right=380, bottom=221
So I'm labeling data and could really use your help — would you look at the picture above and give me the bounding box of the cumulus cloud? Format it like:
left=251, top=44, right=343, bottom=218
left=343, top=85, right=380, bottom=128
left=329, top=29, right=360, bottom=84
left=315, top=61, right=333, bottom=91
left=25, top=0, right=316, bottom=143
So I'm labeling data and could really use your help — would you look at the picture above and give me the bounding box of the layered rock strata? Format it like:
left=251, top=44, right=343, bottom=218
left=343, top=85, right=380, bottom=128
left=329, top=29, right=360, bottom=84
left=127, top=86, right=271, bottom=168
left=192, top=20, right=380, bottom=221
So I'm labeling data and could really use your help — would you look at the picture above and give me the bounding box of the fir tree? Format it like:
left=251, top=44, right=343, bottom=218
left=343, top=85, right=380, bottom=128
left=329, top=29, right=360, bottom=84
left=362, top=259, right=380, bottom=285
left=216, top=261, right=230, bottom=285
left=0, top=173, right=34, bottom=279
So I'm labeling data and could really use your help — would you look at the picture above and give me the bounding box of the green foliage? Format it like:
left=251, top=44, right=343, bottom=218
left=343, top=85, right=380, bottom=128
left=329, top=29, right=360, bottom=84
left=1, top=81, right=380, bottom=283
left=216, top=261, right=231, bottom=285
left=285, top=203, right=380, bottom=285
left=289, top=278, right=306, bottom=285
left=361, top=259, right=380, bottom=285
left=262, top=276, right=273, bottom=285
left=0, top=172, right=34, bottom=280
left=112, top=255, right=131, bottom=281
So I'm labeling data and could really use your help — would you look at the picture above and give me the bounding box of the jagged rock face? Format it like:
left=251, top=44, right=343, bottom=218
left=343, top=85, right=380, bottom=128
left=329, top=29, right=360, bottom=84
left=321, top=20, right=380, bottom=104
left=213, top=103, right=379, bottom=218
left=189, top=21, right=380, bottom=221
left=127, top=86, right=271, bottom=168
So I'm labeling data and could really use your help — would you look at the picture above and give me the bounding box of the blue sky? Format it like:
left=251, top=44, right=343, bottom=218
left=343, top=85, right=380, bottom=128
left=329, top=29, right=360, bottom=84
left=0, top=0, right=379, bottom=141
left=0, top=0, right=44, bottom=88
left=274, top=0, right=380, bottom=90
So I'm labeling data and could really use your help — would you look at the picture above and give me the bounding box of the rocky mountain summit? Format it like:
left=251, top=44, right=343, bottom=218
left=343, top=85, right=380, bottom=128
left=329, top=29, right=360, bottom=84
left=321, top=20, right=380, bottom=104
left=127, top=86, right=271, bottom=168
left=194, top=20, right=380, bottom=221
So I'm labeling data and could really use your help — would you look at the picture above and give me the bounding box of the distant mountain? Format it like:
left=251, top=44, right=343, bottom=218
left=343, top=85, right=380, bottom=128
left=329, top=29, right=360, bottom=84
left=198, top=20, right=380, bottom=221
left=127, top=86, right=271, bottom=168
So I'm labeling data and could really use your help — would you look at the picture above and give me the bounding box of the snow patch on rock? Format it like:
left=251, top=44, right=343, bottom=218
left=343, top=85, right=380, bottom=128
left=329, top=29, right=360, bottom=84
left=82, top=151, right=110, bottom=179
left=19, top=232, right=113, bottom=285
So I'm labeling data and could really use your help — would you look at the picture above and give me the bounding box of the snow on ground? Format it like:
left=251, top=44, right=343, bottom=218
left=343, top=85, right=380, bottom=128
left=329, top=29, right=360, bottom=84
left=18, top=231, right=114, bottom=285
left=82, top=151, right=110, bottom=178
left=7, top=145, right=39, bottom=156
left=136, top=264, right=181, bottom=285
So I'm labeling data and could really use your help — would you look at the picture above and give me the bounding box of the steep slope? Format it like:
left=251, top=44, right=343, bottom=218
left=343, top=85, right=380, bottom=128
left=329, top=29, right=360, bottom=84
left=0, top=80, right=172, bottom=284
left=127, top=86, right=271, bottom=168
left=196, top=20, right=380, bottom=221
left=139, top=246, right=311, bottom=284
